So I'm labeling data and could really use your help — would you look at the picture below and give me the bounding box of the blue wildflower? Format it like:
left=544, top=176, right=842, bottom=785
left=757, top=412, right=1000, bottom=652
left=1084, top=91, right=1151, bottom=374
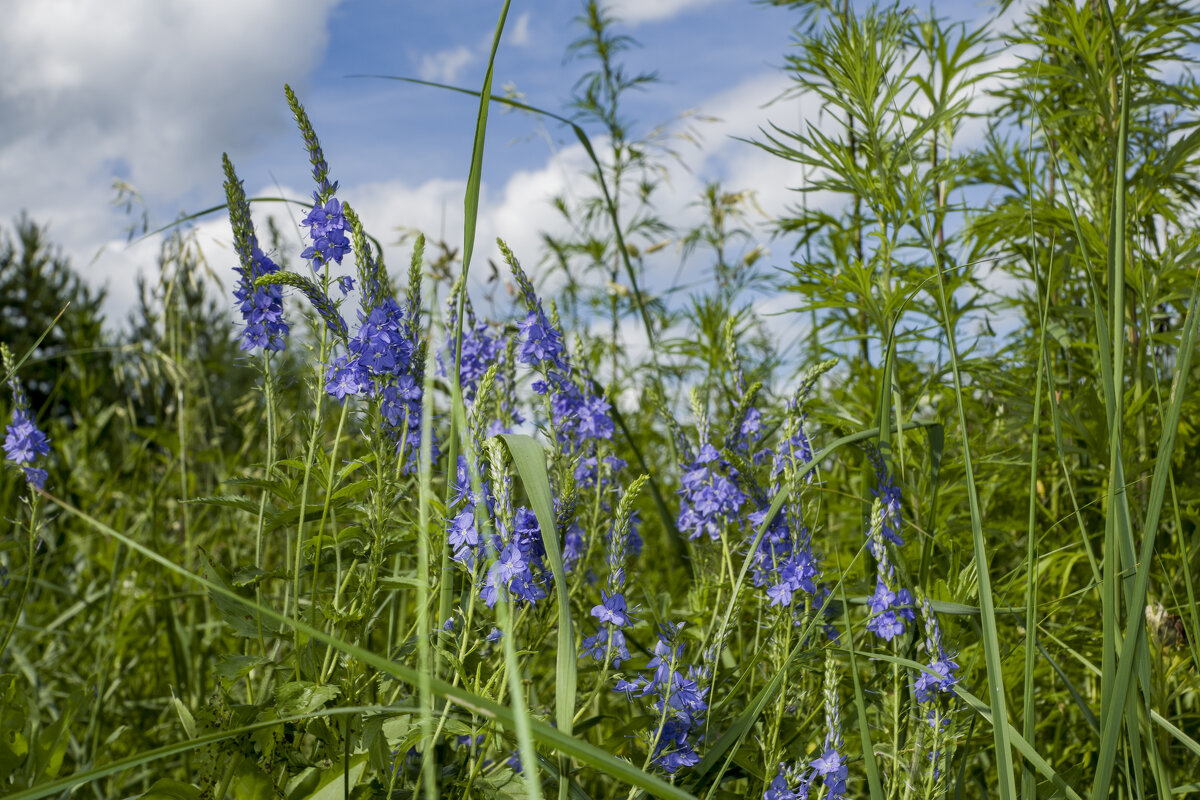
left=3, top=361, right=50, bottom=490
left=222, top=156, right=290, bottom=352
left=678, top=443, right=746, bottom=541
left=516, top=308, right=569, bottom=374
left=913, top=593, right=960, bottom=703
left=810, top=748, right=848, bottom=797
left=614, top=625, right=708, bottom=774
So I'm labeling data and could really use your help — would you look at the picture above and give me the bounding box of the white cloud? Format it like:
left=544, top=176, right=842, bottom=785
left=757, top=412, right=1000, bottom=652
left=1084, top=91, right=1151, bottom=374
left=604, top=0, right=725, bottom=24
left=509, top=12, right=533, bottom=47
left=0, top=0, right=342, bottom=323
left=418, top=45, right=475, bottom=85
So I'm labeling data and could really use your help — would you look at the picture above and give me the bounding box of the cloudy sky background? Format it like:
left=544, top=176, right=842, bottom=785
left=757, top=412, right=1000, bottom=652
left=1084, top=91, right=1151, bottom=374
left=1, top=0, right=1004, bottom=353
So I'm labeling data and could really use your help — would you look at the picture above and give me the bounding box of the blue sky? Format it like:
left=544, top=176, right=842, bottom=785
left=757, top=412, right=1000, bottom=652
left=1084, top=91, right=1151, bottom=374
left=0, top=0, right=1003, bottom=347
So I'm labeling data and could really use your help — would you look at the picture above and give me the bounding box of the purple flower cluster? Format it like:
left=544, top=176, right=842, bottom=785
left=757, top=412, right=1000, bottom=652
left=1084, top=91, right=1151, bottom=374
left=506, top=252, right=615, bottom=452
left=913, top=594, right=960, bottom=703
left=810, top=744, right=848, bottom=798
left=750, top=511, right=820, bottom=608
left=582, top=591, right=632, bottom=667
left=481, top=506, right=549, bottom=607
left=862, top=457, right=916, bottom=642
left=235, top=246, right=289, bottom=352
left=301, top=196, right=351, bottom=270
left=865, top=577, right=916, bottom=641
left=749, top=412, right=821, bottom=607
left=222, top=155, right=290, bottom=353
left=447, top=319, right=505, bottom=401
left=324, top=297, right=424, bottom=466
left=763, top=765, right=812, bottom=800
left=613, top=628, right=709, bottom=773
left=677, top=443, right=747, bottom=541
left=3, top=374, right=50, bottom=489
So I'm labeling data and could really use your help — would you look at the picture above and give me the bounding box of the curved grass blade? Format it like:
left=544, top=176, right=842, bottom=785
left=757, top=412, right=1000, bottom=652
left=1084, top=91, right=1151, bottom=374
left=499, top=432, right=579, bottom=800
left=38, top=490, right=698, bottom=800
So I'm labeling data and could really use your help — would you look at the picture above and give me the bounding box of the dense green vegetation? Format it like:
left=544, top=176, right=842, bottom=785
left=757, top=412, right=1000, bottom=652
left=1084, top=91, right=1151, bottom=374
left=2, top=1, right=1199, bottom=798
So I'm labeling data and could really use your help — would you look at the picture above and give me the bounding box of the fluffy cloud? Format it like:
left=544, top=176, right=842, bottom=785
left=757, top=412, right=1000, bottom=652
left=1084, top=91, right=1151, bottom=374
left=419, top=46, right=476, bottom=85
left=0, top=0, right=343, bottom=322
left=605, top=0, right=725, bottom=25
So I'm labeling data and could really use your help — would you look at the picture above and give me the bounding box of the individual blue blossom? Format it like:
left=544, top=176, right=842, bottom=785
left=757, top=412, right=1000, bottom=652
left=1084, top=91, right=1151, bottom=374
left=336, top=274, right=355, bottom=295
left=591, top=590, right=632, bottom=627
left=810, top=748, right=848, bottom=797
left=447, top=510, right=480, bottom=567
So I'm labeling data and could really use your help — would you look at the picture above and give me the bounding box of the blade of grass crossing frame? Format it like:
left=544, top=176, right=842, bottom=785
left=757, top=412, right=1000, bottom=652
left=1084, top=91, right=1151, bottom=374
left=1090, top=5, right=1172, bottom=795
left=353, top=73, right=671, bottom=413
left=499, top=433, right=579, bottom=800
left=449, top=5, right=543, bottom=797
left=416, top=334, right=438, bottom=799
left=837, top=555, right=885, bottom=800
left=1022, top=208, right=1055, bottom=800
left=925, top=182, right=1018, bottom=800
left=40, top=491, right=697, bottom=800
left=1090, top=215, right=1200, bottom=800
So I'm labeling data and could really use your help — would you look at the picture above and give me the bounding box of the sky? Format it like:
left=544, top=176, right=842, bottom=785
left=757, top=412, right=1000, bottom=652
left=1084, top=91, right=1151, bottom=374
left=0, top=0, right=1005, bottom=350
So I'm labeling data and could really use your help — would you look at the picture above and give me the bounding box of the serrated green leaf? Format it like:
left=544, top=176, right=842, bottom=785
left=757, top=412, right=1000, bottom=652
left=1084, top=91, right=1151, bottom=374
left=274, top=682, right=341, bottom=716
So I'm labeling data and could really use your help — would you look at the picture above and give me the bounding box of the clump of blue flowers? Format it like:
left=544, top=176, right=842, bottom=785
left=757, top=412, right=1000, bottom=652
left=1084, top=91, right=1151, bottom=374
left=2, top=346, right=50, bottom=490
left=677, top=389, right=747, bottom=542
left=499, top=240, right=615, bottom=453
left=864, top=497, right=916, bottom=641
left=749, top=405, right=820, bottom=608
left=222, top=155, right=289, bottom=353
left=913, top=593, right=960, bottom=704
left=614, top=624, right=709, bottom=773
left=581, top=474, right=647, bottom=669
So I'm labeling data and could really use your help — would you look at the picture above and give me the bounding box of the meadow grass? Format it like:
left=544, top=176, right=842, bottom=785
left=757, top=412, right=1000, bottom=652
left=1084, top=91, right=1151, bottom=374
left=2, top=1, right=1200, bottom=799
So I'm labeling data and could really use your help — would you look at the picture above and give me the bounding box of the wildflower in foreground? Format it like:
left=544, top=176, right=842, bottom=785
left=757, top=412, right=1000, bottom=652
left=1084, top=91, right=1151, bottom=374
left=2, top=347, right=50, bottom=490
left=613, top=624, right=708, bottom=773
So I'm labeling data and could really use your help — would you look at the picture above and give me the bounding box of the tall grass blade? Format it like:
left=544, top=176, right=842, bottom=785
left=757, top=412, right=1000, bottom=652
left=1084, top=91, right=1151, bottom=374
left=499, top=433, right=579, bottom=800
